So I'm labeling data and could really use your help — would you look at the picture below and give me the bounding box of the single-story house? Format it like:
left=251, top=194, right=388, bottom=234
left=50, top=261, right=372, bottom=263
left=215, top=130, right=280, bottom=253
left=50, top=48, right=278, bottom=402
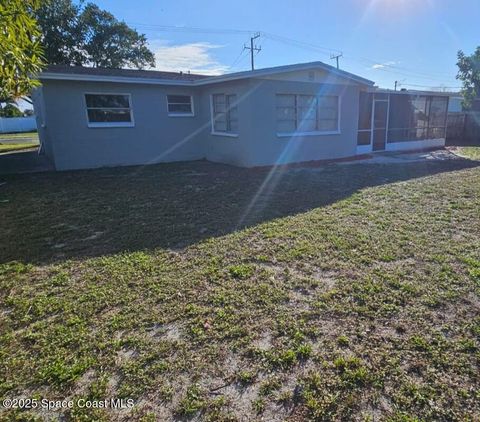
left=32, top=62, right=449, bottom=170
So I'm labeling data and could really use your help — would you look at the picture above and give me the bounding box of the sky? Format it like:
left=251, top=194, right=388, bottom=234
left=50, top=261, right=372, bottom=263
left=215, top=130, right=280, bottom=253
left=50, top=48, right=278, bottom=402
left=65, top=0, right=480, bottom=91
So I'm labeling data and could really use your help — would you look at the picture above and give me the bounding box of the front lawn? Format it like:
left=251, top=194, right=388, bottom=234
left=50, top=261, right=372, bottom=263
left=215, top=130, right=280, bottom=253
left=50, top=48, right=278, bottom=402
left=0, top=158, right=479, bottom=421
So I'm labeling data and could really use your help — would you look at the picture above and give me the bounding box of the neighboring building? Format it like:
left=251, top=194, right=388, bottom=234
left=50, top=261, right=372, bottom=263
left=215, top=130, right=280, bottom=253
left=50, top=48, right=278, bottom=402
left=447, top=94, right=463, bottom=113
left=33, top=62, right=449, bottom=171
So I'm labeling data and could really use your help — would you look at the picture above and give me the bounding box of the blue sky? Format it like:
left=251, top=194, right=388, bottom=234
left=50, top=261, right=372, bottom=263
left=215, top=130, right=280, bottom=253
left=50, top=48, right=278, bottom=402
left=87, top=0, right=477, bottom=90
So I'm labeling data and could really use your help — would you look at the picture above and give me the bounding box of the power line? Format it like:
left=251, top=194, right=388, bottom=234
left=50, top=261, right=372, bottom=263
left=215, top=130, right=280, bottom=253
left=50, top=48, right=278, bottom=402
left=125, top=21, right=458, bottom=86
left=228, top=47, right=248, bottom=70
left=127, top=22, right=254, bottom=35
left=261, top=32, right=341, bottom=56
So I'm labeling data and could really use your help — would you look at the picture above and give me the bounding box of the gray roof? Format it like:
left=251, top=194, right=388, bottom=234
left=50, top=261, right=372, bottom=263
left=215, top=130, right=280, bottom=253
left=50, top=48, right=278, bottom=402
left=44, top=65, right=209, bottom=82
left=40, top=61, right=375, bottom=87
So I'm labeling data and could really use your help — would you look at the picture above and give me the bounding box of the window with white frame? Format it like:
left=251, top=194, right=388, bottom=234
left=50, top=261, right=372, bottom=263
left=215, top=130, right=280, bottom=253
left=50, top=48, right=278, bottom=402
left=85, top=94, right=133, bottom=127
left=211, top=94, right=238, bottom=134
left=276, top=94, right=339, bottom=134
left=167, top=95, right=193, bottom=116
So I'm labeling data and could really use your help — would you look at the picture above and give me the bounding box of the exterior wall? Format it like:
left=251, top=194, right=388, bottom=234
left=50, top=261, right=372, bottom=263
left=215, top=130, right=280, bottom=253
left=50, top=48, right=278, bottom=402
left=237, top=78, right=360, bottom=167
left=31, top=87, right=53, bottom=160
left=34, top=72, right=364, bottom=170
left=260, top=68, right=359, bottom=86
left=37, top=80, right=205, bottom=170
left=199, top=80, right=257, bottom=167
left=385, top=138, right=445, bottom=151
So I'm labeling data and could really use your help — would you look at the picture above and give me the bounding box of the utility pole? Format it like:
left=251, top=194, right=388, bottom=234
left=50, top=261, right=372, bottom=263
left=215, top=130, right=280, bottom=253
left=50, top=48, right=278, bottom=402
left=244, top=33, right=261, bottom=70
left=330, top=53, right=343, bottom=69
left=394, top=80, right=398, bottom=91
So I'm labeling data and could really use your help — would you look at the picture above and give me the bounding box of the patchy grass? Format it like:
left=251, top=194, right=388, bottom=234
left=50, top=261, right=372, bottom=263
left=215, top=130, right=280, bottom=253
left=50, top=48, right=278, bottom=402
left=452, top=146, right=480, bottom=160
left=0, top=156, right=480, bottom=421
left=0, top=142, right=39, bottom=153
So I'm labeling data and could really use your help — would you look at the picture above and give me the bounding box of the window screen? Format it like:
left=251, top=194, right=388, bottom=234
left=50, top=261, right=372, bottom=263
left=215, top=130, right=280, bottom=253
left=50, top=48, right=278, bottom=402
left=212, top=94, right=238, bottom=133
left=85, top=94, right=132, bottom=125
left=167, top=95, right=193, bottom=115
left=276, top=94, right=339, bottom=133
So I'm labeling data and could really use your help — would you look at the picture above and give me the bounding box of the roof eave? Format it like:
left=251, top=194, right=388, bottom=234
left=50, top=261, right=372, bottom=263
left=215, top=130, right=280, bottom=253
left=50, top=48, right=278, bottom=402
left=369, top=87, right=452, bottom=97
left=39, top=72, right=197, bottom=86
left=39, top=62, right=375, bottom=87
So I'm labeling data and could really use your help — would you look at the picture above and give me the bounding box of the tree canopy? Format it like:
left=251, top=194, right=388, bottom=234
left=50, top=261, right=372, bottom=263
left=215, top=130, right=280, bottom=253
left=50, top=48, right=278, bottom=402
left=0, top=0, right=44, bottom=100
left=0, top=103, right=24, bottom=118
left=36, top=0, right=155, bottom=69
left=457, top=47, right=480, bottom=109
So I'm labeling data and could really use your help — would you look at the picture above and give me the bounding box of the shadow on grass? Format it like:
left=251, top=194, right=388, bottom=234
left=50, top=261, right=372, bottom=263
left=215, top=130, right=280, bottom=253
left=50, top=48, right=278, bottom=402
left=1, top=156, right=479, bottom=265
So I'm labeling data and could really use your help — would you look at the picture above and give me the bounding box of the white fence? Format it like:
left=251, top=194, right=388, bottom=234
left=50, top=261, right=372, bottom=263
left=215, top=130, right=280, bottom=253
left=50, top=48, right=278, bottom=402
left=0, top=117, right=37, bottom=133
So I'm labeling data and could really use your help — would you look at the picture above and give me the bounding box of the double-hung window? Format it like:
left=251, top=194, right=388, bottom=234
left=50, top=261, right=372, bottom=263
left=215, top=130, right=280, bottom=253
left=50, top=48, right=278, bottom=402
left=211, top=94, right=238, bottom=136
left=167, top=95, right=194, bottom=116
left=85, top=93, right=133, bottom=127
left=276, top=94, right=340, bottom=135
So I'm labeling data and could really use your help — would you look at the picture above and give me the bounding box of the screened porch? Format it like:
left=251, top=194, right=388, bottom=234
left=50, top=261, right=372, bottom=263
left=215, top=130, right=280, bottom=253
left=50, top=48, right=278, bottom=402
left=357, top=90, right=449, bottom=154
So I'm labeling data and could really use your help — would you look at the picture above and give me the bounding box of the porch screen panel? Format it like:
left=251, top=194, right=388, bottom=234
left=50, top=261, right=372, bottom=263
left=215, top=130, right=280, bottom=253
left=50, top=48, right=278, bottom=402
left=388, top=95, right=414, bottom=142
left=428, top=96, right=448, bottom=139
left=357, top=92, right=373, bottom=145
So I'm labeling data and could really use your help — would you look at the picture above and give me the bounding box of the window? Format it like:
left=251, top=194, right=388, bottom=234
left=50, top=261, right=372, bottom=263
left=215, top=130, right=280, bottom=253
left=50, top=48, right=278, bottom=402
left=276, top=94, right=339, bottom=135
left=85, top=94, right=133, bottom=127
left=211, top=94, right=238, bottom=135
left=167, top=95, right=193, bottom=116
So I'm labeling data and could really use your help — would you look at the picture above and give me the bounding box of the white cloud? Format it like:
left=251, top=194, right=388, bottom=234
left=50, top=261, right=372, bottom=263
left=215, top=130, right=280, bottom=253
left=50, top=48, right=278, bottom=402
left=149, top=41, right=229, bottom=75
left=372, top=61, right=397, bottom=70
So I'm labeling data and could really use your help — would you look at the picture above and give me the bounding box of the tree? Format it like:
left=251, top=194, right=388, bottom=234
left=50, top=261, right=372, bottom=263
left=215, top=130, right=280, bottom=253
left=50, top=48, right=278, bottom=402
left=79, top=4, right=155, bottom=69
left=0, top=0, right=44, bottom=99
left=456, top=47, right=480, bottom=109
left=0, top=103, right=23, bottom=118
left=34, top=0, right=83, bottom=66
left=36, top=1, right=155, bottom=69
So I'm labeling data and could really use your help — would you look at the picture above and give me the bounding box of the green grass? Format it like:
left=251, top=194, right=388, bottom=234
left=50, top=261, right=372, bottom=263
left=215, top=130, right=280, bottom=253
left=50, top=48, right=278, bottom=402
left=453, top=146, right=480, bottom=160
left=0, top=142, right=38, bottom=153
left=0, top=131, right=38, bottom=140
left=0, top=157, right=480, bottom=421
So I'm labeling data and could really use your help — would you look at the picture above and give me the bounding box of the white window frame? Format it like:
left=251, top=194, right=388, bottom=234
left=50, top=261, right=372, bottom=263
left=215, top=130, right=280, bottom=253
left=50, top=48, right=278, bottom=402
left=166, top=94, right=194, bottom=117
left=84, top=92, right=134, bottom=128
left=210, top=94, right=239, bottom=138
left=276, top=94, right=341, bottom=137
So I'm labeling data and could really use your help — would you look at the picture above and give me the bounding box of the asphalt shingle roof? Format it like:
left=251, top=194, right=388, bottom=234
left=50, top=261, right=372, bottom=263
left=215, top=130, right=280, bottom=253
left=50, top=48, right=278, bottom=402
left=45, top=65, right=210, bottom=81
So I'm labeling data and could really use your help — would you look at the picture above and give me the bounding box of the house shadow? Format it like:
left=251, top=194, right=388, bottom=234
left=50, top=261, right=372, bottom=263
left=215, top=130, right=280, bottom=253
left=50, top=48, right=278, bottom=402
left=1, top=156, right=479, bottom=265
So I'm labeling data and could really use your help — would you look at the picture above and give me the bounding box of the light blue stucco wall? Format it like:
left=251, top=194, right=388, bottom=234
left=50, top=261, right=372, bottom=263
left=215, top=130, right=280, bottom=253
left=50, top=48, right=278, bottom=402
left=35, top=75, right=362, bottom=170
left=37, top=80, right=205, bottom=170
left=240, top=79, right=359, bottom=167
left=199, top=79, right=258, bottom=167
left=198, top=78, right=360, bottom=167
